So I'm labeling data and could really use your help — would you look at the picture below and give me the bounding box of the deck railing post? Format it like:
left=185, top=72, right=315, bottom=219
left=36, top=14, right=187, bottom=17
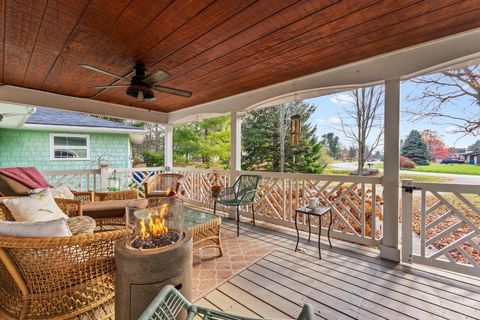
left=99, top=164, right=109, bottom=191
left=381, top=78, right=401, bottom=262
left=164, top=124, right=173, bottom=172
left=401, top=179, right=413, bottom=263
left=229, top=111, right=242, bottom=219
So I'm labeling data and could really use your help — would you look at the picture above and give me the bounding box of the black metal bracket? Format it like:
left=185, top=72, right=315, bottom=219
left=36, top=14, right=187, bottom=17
left=401, top=185, right=420, bottom=193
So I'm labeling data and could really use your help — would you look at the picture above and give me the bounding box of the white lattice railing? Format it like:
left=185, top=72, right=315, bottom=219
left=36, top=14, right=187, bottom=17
left=43, top=169, right=101, bottom=191
left=241, top=170, right=383, bottom=247
left=43, top=166, right=383, bottom=247
left=402, top=180, right=480, bottom=277
left=109, top=167, right=165, bottom=197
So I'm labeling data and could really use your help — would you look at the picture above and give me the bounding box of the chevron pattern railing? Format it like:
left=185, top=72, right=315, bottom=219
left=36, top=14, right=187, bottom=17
left=402, top=180, right=480, bottom=277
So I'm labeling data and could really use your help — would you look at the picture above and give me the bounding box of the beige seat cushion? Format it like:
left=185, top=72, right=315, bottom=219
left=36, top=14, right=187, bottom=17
left=67, top=216, right=96, bottom=235
left=0, top=218, right=72, bottom=237
left=83, top=199, right=133, bottom=219
left=0, top=173, right=32, bottom=196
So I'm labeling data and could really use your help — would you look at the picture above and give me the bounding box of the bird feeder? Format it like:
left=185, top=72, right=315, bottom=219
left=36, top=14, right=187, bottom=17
left=290, top=115, right=301, bottom=146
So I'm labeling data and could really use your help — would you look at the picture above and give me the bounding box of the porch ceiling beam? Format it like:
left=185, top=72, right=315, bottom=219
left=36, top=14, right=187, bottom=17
left=167, top=28, right=480, bottom=124
left=0, top=85, right=168, bottom=123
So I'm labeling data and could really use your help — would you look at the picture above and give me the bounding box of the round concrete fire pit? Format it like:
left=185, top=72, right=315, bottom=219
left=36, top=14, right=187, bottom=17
left=115, top=230, right=193, bottom=320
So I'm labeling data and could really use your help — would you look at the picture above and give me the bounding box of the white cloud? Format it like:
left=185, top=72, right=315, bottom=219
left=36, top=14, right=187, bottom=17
left=445, top=125, right=457, bottom=133
left=329, top=93, right=355, bottom=105
left=328, top=116, right=341, bottom=125
left=316, top=118, right=325, bottom=125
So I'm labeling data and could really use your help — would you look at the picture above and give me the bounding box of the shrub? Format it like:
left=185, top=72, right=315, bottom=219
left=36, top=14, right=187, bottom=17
left=400, top=156, right=416, bottom=169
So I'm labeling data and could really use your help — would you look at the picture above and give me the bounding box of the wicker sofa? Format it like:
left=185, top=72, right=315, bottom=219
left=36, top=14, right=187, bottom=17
left=0, top=197, right=128, bottom=320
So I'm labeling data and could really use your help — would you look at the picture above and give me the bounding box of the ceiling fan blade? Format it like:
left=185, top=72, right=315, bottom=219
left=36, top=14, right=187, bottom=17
left=153, top=85, right=192, bottom=98
left=90, top=85, right=130, bottom=89
left=144, top=69, right=172, bottom=85
left=80, top=64, right=130, bottom=81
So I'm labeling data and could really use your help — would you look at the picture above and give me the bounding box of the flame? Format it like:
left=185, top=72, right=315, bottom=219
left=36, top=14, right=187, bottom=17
left=140, top=204, right=169, bottom=238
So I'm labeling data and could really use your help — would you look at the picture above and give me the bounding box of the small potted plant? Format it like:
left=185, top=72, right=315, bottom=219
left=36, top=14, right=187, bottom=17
left=210, top=172, right=222, bottom=197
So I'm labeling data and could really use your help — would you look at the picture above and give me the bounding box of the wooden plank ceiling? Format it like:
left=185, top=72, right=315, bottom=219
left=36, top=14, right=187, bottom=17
left=1, top=0, right=480, bottom=113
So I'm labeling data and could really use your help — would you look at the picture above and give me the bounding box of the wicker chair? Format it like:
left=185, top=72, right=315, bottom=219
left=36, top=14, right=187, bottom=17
left=0, top=197, right=128, bottom=320
left=144, top=173, right=184, bottom=198
left=140, top=285, right=314, bottom=320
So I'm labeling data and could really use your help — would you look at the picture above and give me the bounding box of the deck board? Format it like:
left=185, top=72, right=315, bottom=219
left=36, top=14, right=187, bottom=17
left=195, top=219, right=480, bottom=320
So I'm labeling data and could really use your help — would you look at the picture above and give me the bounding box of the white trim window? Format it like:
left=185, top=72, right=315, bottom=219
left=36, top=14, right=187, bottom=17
left=50, top=134, right=90, bottom=160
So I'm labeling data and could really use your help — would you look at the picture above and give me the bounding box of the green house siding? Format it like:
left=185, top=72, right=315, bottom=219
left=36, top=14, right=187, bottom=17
left=0, top=129, right=131, bottom=171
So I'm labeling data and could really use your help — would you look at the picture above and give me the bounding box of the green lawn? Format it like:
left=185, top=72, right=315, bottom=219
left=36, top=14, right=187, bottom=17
left=399, top=174, right=453, bottom=183
left=410, top=163, right=480, bottom=175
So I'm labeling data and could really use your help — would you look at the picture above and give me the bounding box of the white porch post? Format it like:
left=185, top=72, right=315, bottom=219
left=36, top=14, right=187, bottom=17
left=381, top=78, right=401, bottom=261
left=164, top=124, right=173, bottom=172
left=230, top=112, right=241, bottom=182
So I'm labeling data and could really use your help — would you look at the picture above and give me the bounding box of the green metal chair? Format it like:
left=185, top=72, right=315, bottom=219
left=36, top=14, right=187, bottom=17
left=213, top=174, right=261, bottom=236
left=139, top=285, right=315, bottom=320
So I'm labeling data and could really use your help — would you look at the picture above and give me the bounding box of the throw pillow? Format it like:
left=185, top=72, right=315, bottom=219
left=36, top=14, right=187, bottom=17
left=2, top=188, right=68, bottom=222
left=67, top=216, right=96, bottom=235
left=0, top=218, right=72, bottom=237
left=30, top=185, right=75, bottom=200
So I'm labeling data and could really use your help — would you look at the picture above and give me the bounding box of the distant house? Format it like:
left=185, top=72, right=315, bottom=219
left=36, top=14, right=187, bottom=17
left=462, top=150, right=480, bottom=165
left=0, top=105, right=146, bottom=172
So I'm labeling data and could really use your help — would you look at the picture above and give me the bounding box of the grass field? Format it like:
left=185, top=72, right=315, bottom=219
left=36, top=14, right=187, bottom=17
left=410, top=163, right=480, bottom=175
left=323, top=169, right=451, bottom=182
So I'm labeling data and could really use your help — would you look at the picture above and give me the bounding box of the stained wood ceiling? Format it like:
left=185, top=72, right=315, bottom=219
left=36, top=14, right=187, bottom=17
left=1, top=0, right=479, bottom=113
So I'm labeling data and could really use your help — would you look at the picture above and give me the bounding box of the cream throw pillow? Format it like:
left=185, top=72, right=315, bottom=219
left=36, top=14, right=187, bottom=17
left=31, top=185, right=75, bottom=200
left=0, top=218, right=72, bottom=237
left=3, top=189, right=68, bottom=222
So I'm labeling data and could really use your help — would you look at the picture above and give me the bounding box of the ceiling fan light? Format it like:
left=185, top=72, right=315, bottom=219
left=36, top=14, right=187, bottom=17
left=126, top=85, right=155, bottom=101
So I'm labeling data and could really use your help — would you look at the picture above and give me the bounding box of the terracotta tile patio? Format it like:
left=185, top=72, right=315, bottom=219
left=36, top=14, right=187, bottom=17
left=192, top=227, right=271, bottom=300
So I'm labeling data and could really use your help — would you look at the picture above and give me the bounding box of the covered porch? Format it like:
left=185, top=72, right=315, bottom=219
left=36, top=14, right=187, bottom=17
left=0, top=1, right=480, bottom=319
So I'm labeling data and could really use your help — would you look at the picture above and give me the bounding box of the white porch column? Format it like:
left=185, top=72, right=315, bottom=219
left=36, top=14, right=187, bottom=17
left=230, top=112, right=241, bottom=182
left=381, top=78, right=401, bottom=261
left=164, top=124, right=173, bottom=171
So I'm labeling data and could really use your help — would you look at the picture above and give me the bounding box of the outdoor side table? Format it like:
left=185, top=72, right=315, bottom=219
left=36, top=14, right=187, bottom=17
left=295, top=206, right=333, bottom=259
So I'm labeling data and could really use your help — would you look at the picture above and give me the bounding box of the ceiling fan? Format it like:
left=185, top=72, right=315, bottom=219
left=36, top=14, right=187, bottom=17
left=80, top=63, right=192, bottom=101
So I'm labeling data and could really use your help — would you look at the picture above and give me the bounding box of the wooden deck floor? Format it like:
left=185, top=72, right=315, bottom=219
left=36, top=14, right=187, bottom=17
left=196, top=219, right=480, bottom=320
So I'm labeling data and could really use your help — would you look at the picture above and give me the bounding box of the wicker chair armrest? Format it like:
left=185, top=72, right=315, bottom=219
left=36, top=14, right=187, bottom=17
left=94, top=189, right=139, bottom=201
left=144, top=175, right=157, bottom=197
left=73, top=191, right=94, bottom=202
left=55, top=198, right=83, bottom=217
left=0, top=229, right=128, bottom=248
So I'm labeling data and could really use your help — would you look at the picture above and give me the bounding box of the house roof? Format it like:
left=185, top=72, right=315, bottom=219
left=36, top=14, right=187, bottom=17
left=26, top=108, right=142, bottom=130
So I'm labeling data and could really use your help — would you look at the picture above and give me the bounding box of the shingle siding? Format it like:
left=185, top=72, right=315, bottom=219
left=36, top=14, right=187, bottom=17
left=0, top=129, right=131, bottom=171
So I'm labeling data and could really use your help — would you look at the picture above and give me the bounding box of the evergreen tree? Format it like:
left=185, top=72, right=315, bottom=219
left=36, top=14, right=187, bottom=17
left=467, top=140, right=480, bottom=151
left=242, top=101, right=329, bottom=173
left=401, top=130, right=430, bottom=165
left=320, top=132, right=342, bottom=159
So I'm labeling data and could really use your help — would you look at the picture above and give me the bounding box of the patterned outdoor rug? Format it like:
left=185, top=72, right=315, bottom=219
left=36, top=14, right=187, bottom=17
left=192, top=227, right=271, bottom=300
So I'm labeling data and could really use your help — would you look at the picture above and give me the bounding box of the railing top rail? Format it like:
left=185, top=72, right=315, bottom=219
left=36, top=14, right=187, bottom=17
left=172, top=167, right=231, bottom=175
left=241, top=170, right=383, bottom=183
left=402, top=180, right=480, bottom=193
left=43, top=169, right=100, bottom=175
left=109, top=167, right=165, bottom=173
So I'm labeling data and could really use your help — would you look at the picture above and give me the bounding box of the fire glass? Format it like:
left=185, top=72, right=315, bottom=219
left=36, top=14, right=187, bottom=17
left=126, top=197, right=184, bottom=250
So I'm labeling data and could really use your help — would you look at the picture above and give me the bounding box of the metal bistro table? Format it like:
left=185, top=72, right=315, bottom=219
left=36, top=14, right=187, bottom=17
left=295, top=205, right=333, bottom=259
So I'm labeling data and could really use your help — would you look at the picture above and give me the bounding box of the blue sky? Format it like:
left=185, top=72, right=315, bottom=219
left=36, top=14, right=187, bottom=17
left=306, top=80, right=478, bottom=150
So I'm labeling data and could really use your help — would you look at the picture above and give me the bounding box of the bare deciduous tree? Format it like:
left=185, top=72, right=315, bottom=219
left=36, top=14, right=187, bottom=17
left=336, top=86, right=384, bottom=175
left=406, top=66, right=480, bottom=136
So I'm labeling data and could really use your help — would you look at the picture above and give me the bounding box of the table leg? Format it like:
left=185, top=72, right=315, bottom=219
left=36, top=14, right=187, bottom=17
left=307, top=214, right=311, bottom=242
left=318, top=214, right=322, bottom=259
left=328, top=209, right=333, bottom=248
left=295, top=211, right=300, bottom=252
